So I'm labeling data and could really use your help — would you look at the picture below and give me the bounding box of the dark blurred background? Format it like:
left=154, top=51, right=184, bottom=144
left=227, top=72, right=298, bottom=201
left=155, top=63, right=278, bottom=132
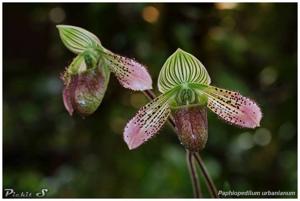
left=3, top=3, right=297, bottom=198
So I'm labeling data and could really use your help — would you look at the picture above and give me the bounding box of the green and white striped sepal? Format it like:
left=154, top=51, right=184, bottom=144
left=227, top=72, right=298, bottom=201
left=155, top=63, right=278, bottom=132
left=57, top=25, right=102, bottom=54
left=157, top=48, right=211, bottom=93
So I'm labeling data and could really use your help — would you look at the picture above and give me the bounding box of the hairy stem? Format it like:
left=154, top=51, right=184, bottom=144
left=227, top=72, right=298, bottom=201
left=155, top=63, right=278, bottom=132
left=194, top=152, right=219, bottom=198
left=186, top=150, right=202, bottom=198
left=143, top=90, right=218, bottom=198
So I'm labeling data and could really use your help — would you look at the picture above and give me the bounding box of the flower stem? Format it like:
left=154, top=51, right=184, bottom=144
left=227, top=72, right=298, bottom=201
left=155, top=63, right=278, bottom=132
left=194, top=152, right=219, bottom=198
left=143, top=90, right=218, bottom=198
left=186, top=150, right=202, bottom=198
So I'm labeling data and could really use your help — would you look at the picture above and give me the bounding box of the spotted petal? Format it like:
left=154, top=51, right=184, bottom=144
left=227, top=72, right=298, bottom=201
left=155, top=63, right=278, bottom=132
left=104, top=51, right=152, bottom=91
left=124, top=93, right=172, bottom=150
left=194, top=85, right=262, bottom=128
left=158, top=48, right=211, bottom=93
left=57, top=25, right=101, bottom=54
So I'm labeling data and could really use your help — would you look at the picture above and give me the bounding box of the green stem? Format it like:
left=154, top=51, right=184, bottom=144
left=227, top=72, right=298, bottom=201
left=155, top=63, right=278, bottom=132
left=186, top=150, right=202, bottom=198
left=194, top=152, right=219, bottom=198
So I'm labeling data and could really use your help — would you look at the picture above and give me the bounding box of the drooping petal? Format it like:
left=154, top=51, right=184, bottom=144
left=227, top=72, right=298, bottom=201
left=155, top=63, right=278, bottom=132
left=57, top=25, right=101, bottom=54
left=172, top=105, right=208, bottom=152
left=104, top=51, right=152, bottom=91
left=124, top=93, right=172, bottom=150
left=197, top=85, right=262, bottom=128
left=158, top=48, right=211, bottom=93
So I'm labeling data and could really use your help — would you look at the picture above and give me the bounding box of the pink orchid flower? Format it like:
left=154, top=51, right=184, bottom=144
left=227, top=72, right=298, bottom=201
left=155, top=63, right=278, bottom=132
left=124, top=49, right=262, bottom=151
left=57, top=25, right=152, bottom=116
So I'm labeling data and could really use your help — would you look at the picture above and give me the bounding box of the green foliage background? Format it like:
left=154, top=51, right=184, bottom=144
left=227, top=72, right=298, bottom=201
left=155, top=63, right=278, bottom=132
left=3, top=3, right=297, bottom=198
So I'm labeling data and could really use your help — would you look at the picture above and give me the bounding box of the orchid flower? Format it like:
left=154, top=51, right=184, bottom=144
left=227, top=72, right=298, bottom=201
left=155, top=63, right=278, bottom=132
left=57, top=25, right=152, bottom=116
left=124, top=49, right=262, bottom=151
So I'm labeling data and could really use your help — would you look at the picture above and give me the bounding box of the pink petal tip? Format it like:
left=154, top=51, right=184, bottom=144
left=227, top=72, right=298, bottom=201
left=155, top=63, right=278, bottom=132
left=107, top=53, right=153, bottom=91
left=123, top=96, right=171, bottom=150
left=206, top=86, right=262, bottom=129
left=237, top=98, right=262, bottom=128
left=118, top=58, right=152, bottom=91
left=124, top=118, right=145, bottom=150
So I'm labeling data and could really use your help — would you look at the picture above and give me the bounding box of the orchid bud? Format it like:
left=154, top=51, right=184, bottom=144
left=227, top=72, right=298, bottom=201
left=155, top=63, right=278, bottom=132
left=172, top=105, right=208, bottom=152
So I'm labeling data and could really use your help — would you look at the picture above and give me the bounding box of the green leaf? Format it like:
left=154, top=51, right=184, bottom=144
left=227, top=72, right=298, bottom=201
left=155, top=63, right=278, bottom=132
left=57, top=25, right=101, bottom=54
left=157, top=48, right=211, bottom=93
